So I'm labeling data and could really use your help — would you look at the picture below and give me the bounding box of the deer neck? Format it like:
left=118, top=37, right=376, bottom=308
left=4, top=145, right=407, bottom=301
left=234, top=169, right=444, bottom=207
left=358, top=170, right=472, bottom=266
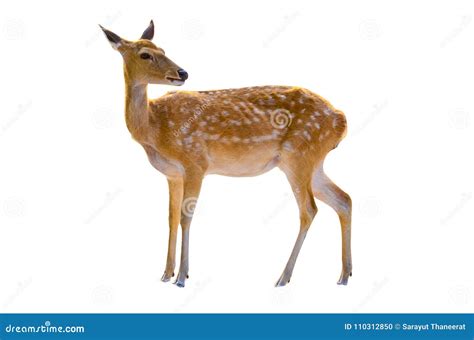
left=124, top=68, right=149, bottom=137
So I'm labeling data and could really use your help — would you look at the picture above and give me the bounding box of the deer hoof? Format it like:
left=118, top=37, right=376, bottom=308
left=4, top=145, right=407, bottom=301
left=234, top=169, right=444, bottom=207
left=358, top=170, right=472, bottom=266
left=161, top=272, right=174, bottom=282
left=337, top=271, right=351, bottom=285
left=174, top=273, right=187, bottom=288
left=275, top=274, right=291, bottom=287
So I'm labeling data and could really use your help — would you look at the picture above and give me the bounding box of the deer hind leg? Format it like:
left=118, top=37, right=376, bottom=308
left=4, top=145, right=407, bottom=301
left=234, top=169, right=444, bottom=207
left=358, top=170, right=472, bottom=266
left=174, top=170, right=204, bottom=288
left=276, top=162, right=317, bottom=287
left=161, top=177, right=183, bottom=282
left=312, top=164, right=352, bottom=285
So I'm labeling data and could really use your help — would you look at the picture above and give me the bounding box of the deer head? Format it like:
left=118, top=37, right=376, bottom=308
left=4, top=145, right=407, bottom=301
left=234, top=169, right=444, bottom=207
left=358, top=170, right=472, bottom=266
left=100, top=20, right=188, bottom=86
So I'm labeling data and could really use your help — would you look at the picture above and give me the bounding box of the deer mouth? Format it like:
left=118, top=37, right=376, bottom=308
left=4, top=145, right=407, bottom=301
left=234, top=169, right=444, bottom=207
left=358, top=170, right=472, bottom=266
left=166, top=77, right=185, bottom=86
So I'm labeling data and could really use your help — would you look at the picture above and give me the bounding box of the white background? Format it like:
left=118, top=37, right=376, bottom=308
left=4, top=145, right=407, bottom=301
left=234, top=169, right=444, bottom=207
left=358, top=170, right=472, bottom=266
left=0, top=0, right=473, bottom=313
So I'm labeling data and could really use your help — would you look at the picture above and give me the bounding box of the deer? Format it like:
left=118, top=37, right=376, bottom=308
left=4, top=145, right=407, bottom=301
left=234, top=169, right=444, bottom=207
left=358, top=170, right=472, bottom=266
left=100, top=20, right=352, bottom=288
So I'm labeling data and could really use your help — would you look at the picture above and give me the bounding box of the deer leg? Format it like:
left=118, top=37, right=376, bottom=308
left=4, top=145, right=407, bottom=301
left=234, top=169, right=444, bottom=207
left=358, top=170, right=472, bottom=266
left=161, top=177, right=183, bottom=282
left=174, top=171, right=203, bottom=288
left=276, top=166, right=317, bottom=287
left=312, top=165, right=352, bottom=285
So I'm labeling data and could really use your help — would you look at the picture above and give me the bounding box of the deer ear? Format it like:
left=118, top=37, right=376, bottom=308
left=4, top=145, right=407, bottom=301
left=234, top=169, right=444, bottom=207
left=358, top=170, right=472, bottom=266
left=140, top=20, right=154, bottom=40
left=99, top=25, right=123, bottom=50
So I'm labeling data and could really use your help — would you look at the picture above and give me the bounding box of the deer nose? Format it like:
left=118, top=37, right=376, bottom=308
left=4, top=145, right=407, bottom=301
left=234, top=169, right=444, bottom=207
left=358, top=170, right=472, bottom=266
left=178, top=69, right=188, bottom=81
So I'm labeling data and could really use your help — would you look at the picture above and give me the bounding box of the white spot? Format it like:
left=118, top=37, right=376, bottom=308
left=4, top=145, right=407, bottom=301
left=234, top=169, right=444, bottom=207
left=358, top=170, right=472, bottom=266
left=332, top=118, right=338, bottom=128
left=168, top=121, right=175, bottom=127
left=238, top=102, right=251, bottom=112
left=253, top=117, right=261, bottom=123
left=306, top=122, right=312, bottom=127
left=314, top=122, right=320, bottom=129
left=243, top=118, right=252, bottom=125
left=183, top=136, right=193, bottom=145
left=303, top=130, right=311, bottom=141
left=250, top=134, right=279, bottom=143
left=323, top=108, right=332, bottom=116
left=297, top=119, right=303, bottom=124
left=228, top=119, right=242, bottom=126
left=298, top=97, right=304, bottom=104
left=277, top=94, right=286, bottom=100
left=242, top=138, right=251, bottom=143
left=222, top=111, right=230, bottom=117
left=282, top=141, right=294, bottom=151
left=231, top=136, right=241, bottom=142
left=253, top=107, right=265, bottom=115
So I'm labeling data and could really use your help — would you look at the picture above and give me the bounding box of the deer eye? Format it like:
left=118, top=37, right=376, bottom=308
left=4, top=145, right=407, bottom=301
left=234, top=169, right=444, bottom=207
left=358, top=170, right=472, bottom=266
left=140, top=53, right=152, bottom=60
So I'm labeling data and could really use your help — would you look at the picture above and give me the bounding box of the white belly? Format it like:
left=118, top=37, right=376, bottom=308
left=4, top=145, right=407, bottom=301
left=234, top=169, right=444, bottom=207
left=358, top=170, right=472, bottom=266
left=144, top=146, right=184, bottom=177
left=206, top=154, right=281, bottom=177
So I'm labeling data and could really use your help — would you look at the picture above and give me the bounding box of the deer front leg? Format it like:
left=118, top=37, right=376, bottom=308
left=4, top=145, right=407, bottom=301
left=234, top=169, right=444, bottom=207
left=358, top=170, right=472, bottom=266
left=161, top=177, right=183, bottom=282
left=174, top=171, right=204, bottom=288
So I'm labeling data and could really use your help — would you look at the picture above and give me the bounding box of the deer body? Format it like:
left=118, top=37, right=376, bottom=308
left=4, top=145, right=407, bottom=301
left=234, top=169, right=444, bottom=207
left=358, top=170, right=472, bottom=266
left=132, top=86, right=347, bottom=178
left=101, top=21, right=352, bottom=288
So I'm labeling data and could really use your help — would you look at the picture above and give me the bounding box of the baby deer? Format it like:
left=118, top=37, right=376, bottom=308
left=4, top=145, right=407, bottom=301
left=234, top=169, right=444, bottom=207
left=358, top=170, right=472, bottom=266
left=100, top=21, right=352, bottom=287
